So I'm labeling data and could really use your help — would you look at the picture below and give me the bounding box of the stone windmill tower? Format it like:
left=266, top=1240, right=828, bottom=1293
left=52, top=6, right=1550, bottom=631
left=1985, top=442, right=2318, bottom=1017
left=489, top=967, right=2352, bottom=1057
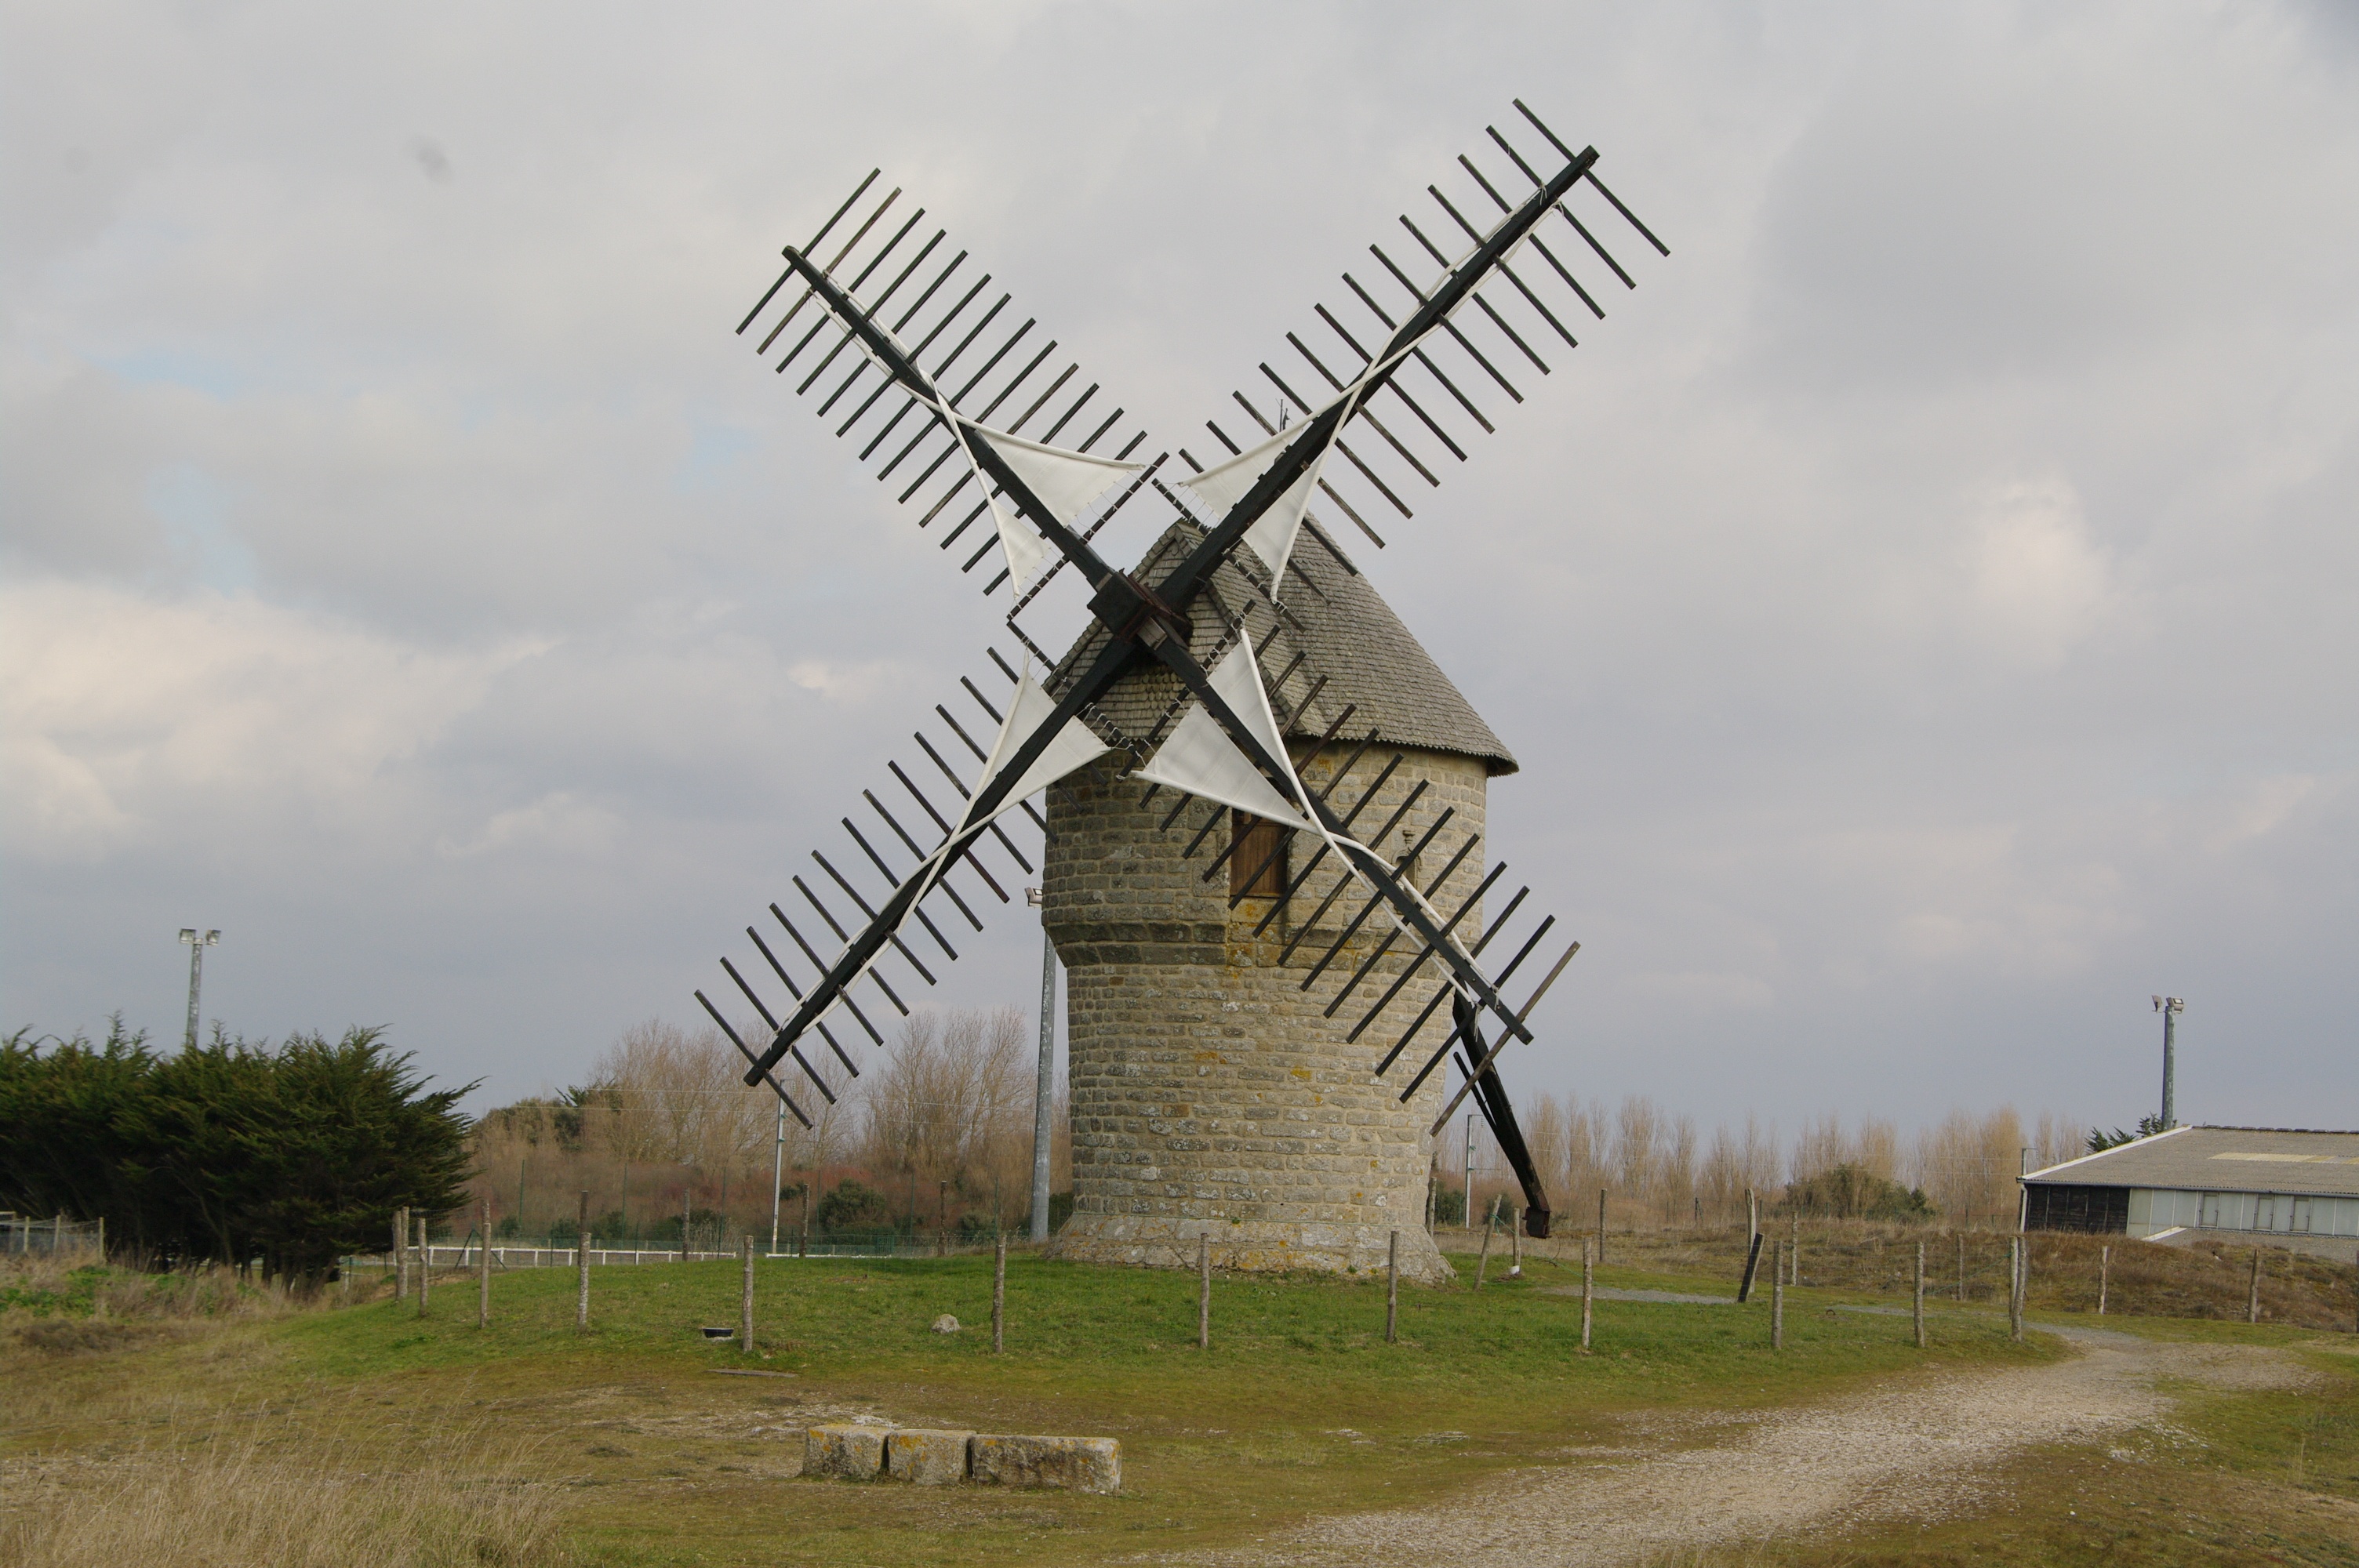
left=1042, top=522, right=1514, bottom=1282
left=695, top=100, right=1667, bottom=1280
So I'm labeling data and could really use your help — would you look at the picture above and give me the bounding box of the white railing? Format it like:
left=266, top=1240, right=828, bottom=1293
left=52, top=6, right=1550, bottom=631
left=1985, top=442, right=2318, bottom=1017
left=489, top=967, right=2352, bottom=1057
left=341, top=1239, right=994, bottom=1270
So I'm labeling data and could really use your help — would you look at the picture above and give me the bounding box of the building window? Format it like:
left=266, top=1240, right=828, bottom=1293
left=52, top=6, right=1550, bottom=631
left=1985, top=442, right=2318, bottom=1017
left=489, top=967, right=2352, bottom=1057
left=1230, top=811, right=1286, bottom=900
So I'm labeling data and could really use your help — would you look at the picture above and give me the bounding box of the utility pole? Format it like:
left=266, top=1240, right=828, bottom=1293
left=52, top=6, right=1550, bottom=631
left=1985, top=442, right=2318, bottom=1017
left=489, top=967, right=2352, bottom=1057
left=176, top=928, right=220, bottom=1048
left=1463, top=1113, right=1475, bottom=1230
left=1027, top=887, right=1056, bottom=1243
left=2152, top=996, right=2185, bottom=1128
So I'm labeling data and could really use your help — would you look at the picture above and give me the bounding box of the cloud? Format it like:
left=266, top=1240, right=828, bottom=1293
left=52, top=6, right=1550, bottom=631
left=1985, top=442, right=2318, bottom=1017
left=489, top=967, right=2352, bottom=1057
left=436, top=791, right=617, bottom=859
left=1960, top=478, right=2117, bottom=666
left=0, top=580, right=539, bottom=861
left=1, top=1, right=2352, bottom=1136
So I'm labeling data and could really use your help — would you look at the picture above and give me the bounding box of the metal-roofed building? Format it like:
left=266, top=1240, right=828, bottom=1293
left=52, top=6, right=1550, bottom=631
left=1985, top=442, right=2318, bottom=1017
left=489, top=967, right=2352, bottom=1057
left=2023, top=1125, right=2359, bottom=1258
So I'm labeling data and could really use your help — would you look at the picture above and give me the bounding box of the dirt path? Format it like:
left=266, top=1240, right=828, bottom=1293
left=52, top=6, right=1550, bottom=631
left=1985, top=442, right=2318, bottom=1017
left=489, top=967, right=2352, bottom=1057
left=1176, top=1327, right=2316, bottom=1566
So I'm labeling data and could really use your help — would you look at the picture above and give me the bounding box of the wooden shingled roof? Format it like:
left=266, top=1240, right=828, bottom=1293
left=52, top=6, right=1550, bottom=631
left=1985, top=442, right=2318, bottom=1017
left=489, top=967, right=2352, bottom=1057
left=1049, top=518, right=1518, bottom=777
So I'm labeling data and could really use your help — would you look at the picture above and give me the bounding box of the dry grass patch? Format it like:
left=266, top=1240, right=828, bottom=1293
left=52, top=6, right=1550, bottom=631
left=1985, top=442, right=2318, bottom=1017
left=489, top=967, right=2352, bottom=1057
left=0, top=1420, right=563, bottom=1568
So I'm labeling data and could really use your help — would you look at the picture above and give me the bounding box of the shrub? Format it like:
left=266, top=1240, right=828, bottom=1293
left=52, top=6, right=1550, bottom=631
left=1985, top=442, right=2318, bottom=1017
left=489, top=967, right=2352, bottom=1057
left=814, top=1179, right=896, bottom=1237
left=1779, top=1163, right=1935, bottom=1221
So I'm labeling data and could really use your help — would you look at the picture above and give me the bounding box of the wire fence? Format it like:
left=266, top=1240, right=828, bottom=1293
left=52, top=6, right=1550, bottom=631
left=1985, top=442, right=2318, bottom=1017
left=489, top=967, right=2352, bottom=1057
left=1, top=1215, right=104, bottom=1257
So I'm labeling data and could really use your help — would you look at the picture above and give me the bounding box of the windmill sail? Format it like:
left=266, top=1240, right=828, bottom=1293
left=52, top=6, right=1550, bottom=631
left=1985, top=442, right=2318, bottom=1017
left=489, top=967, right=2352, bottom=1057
left=711, top=99, right=1670, bottom=1236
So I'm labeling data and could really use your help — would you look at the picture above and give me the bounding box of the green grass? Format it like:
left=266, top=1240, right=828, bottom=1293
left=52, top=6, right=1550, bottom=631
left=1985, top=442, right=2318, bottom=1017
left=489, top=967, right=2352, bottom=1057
left=6, top=1245, right=2350, bottom=1566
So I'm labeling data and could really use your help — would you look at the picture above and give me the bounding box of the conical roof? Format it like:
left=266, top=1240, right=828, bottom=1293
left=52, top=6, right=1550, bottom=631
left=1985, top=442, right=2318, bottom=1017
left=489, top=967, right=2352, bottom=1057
left=1049, top=519, right=1517, bottom=776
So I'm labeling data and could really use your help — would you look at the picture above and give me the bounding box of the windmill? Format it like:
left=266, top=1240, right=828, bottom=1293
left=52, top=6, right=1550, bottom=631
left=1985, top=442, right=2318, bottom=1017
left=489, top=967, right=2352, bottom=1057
left=697, top=100, right=1666, bottom=1278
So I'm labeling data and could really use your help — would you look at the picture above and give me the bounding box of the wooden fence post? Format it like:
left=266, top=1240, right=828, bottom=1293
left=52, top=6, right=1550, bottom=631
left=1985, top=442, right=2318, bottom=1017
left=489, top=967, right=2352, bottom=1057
left=1771, top=1240, right=1784, bottom=1350
left=1510, top=1205, right=1523, bottom=1278
left=1790, top=1214, right=1800, bottom=1285
left=1914, top=1241, right=1925, bottom=1348
left=1385, top=1229, right=1399, bottom=1345
left=2008, top=1237, right=2023, bottom=1341
left=2249, top=1249, right=2263, bottom=1324
left=478, top=1199, right=492, bottom=1328
left=992, top=1233, right=1007, bottom=1354
left=741, top=1236, right=755, bottom=1353
left=1581, top=1237, right=1594, bottom=1351
left=680, top=1189, right=691, bottom=1265
left=1197, top=1233, right=1210, bottom=1351
left=416, top=1216, right=430, bottom=1316
left=394, top=1207, right=409, bottom=1301
left=1475, top=1195, right=1499, bottom=1289
left=1598, top=1187, right=1609, bottom=1265
left=2098, top=1245, right=2109, bottom=1316
left=576, top=1230, right=590, bottom=1332
left=1956, top=1230, right=1965, bottom=1302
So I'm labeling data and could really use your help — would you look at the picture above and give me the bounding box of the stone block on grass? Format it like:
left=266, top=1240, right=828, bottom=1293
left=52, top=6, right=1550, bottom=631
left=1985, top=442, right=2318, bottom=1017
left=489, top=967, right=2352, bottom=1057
left=804, top=1424, right=886, bottom=1480
left=968, top=1434, right=1121, bottom=1493
left=884, top=1428, right=975, bottom=1485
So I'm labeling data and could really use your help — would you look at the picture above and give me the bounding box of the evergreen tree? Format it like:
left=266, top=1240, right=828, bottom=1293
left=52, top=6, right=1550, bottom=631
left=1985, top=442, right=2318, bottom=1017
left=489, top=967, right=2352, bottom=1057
left=0, top=1024, right=474, bottom=1281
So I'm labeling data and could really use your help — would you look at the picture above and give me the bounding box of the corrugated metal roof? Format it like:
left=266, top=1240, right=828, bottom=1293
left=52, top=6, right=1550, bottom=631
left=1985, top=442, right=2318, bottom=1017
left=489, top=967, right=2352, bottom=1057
left=1050, top=520, right=1517, bottom=775
left=2025, top=1125, right=2359, bottom=1197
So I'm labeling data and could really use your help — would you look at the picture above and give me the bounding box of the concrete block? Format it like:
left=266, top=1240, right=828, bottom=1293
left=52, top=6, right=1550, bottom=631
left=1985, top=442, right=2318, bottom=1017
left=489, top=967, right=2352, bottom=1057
left=804, top=1424, right=886, bottom=1480
left=968, top=1434, right=1122, bottom=1494
left=884, top=1428, right=976, bottom=1486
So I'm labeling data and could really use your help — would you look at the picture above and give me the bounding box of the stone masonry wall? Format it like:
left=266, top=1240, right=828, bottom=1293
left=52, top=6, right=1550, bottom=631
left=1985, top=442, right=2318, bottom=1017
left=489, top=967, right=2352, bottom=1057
left=1041, top=742, right=1488, bottom=1283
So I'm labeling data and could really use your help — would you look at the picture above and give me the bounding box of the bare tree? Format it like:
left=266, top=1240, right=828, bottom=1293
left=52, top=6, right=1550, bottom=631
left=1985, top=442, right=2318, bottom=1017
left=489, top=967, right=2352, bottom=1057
left=1613, top=1096, right=1663, bottom=1198
left=856, top=1006, right=1033, bottom=1231
left=593, top=1019, right=772, bottom=1173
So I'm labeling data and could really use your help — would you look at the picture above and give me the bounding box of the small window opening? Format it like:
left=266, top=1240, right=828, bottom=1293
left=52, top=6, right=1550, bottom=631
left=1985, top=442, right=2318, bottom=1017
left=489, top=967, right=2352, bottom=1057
left=1230, top=811, right=1287, bottom=900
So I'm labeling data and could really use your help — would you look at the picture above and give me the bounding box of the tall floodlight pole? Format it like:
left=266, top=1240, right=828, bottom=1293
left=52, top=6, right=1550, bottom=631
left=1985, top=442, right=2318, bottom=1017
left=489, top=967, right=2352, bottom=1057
left=177, top=928, right=219, bottom=1048
left=2152, top=995, right=2185, bottom=1128
left=1027, top=887, right=1056, bottom=1242
left=768, top=1098, right=787, bottom=1257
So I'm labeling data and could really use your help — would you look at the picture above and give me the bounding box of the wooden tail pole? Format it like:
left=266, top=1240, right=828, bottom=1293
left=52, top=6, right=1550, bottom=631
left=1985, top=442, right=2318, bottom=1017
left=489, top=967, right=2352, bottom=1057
left=1737, top=1231, right=1764, bottom=1304
left=576, top=1230, right=591, bottom=1332
left=1385, top=1229, right=1400, bottom=1344
left=993, top=1233, right=1007, bottom=1354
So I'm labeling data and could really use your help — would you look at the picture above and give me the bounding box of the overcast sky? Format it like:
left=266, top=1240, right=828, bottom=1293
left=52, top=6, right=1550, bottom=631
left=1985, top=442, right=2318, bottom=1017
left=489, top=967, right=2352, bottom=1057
left=5, top=2, right=2353, bottom=1141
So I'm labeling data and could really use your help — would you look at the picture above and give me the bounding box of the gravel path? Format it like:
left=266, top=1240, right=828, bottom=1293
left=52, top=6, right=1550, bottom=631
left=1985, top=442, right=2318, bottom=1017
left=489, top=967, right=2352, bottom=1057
left=1175, top=1327, right=2316, bottom=1566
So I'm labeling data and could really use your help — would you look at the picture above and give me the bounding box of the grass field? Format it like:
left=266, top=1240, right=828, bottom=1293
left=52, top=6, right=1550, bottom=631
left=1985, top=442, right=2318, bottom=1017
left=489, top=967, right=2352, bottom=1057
left=3, top=1240, right=2354, bottom=1566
